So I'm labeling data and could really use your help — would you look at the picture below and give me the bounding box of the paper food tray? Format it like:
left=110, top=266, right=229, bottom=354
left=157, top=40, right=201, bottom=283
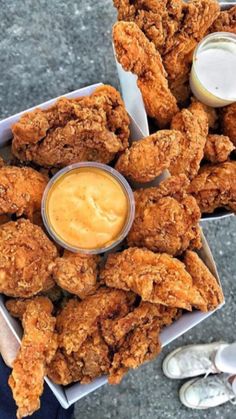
left=114, top=0, right=235, bottom=221
left=0, top=83, right=224, bottom=408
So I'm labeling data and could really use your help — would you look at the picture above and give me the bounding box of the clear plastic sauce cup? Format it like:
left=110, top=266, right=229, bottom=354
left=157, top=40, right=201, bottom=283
left=190, top=32, right=236, bottom=107
left=41, top=162, right=135, bottom=254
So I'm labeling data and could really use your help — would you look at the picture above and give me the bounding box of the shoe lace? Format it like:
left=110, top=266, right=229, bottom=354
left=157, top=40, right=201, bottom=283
left=200, top=374, right=236, bottom=406
left=179, top=350, right=217, bottom=375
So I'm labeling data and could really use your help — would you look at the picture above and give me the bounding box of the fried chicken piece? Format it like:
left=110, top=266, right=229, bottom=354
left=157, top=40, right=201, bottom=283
left=0, top=166, right=48, bottom=220
left=221, top=103, right=236, bottom=146
left=57, top=288, right=136, bottom=355
left=127, top=175, right=201, bottom=255
left=204, top=134, right=235, bottom=163
left=101, top=247, right=206, bottom=311
left=189, top=98, right=218, bottom=129
left=184, top=251, right=224, bottom=311
left=113, top=21, right=179, bottom=127
left=47, top=330, right=111, bottom=385
left=113, top=0, right=184, bottom=54
left=0, top=214, right=11, bottom=225
left=209, top=5, right=236, bottom=34
left=163, top=0, right=220, bottom=89
left=188, top=162, right=236, bottom=213
left=8, top=297, right=57, bottom=419
left=12, top=85, right=130, bottom=168
left=0, top=220, right=57, bottom=298
left=53, top=251, right=101, bottom=299
left=115, top=129, right=181, bottom=182
left=169, top=101, right=209, bottom=179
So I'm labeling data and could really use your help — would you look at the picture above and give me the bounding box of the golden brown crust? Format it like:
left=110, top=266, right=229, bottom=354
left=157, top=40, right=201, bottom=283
left=209, top=5, right=236, bottom=34
left=188, top=162, right=236, bottom=213
left=0, top=220, right=57, bottom=298
left=127, top=175, right=201, bottom=255
left=113, top=21, right=179, bottom=127
left=184, top=251, right=224, bottom=311
left=12, top=86, right=130, bottom=168
left=115, top=130, right=182, bottom=183
left=8, top=297, right=57, bottom=419
left=0, top=166, right=48, bottom=220
left=53, top=251, right=101, bottom=299
left=221, top=103, right=236, bottom=146
left=100, top=247, right=206, bottom=311
left=204, top=134, right=235, bottom=163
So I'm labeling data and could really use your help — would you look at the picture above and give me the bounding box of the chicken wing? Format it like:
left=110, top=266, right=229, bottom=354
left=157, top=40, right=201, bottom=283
left=0, top=166, right=48, bottom=220
left=113, top=21, right=179, bottom=127
left=127, top=175, right=202, bottom=255
left=12, top=85, right=130, bottom=168
left=100, top=247, right=207, bottom=311
left=8, top=297, right=57, bottom=419
left=221, top=103, right=236, bottom=146
left=204, top=134, right=235, bottom=163
left=188, top=161, right=236, bottom=213
left=184, top=251, right=224, bottom=311
left=115, top=129, right=182, bottom=183
left=53, top=251, right=101, bottom=299
left=0, top=220, right=57, bottom=297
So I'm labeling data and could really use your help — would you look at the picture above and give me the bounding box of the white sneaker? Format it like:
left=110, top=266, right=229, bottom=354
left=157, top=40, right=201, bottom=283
left=162, top=342, right=228, bottom=379
left=179, top=373, right=236, bottom=409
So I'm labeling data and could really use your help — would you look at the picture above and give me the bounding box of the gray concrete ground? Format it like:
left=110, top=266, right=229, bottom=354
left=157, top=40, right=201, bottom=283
left=0, top=1, right=235, bottom=418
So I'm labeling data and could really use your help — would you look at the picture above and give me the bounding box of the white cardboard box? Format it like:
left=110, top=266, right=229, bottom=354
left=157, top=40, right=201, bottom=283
left=0, top=83, right=224, bottom=408
left=114, top=0, right=236, bottom=221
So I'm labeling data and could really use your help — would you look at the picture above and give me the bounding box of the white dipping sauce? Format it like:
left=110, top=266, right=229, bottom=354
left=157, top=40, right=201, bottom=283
left=195, top=42, right=236, bottom=100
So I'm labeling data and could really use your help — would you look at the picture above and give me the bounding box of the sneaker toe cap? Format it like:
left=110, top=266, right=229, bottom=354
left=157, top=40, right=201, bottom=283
left=165, top=357, right=181, bottom=378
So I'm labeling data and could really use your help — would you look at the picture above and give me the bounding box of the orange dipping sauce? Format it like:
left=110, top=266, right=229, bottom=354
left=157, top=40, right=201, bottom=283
left=43, top=165, right=133, bottom=252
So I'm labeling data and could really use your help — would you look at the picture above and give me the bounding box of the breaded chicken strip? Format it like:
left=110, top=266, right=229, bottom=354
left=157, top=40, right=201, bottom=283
left=204, top=135, right=235, bottom=163
left=0, top=220, right=57, bottom=297
left=127, top=175, right=201, bottom=255
left=57, top=288, right=136, bottom=355
left=113, top=21, right=179, bottom=127
left=115, top=129, right=182, bottom=183
left=0, top=166, right=47, bottom=220
left=8, top=297, right=57, bottom=419
left=221, top=103, right=236, bottom=146
left=163, top=0, right=220, bottom=92
left=107, top=302, right=180, bottom=384
left=209, top=5, right=236, bottom=34
left=12, top=86, right=130, bottom=168
left=183, top=251, right=224, bottom=311
left=101, top=247, right=206, bottom=311
left=53, top=251, right=101, bottom=299
left=188, top=162, right=236, bottom=213
left=169, top=101, right=209, bottom=179
left=113, top=0, right=183, bottom=54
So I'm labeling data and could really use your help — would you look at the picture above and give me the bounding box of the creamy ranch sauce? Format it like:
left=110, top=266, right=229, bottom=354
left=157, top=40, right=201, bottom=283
left=46, top=168, right=129, bottom=249
left=195, top=42, right=236, bottom=100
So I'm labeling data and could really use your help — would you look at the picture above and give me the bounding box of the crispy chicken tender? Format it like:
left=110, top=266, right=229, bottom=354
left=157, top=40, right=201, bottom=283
left=209, top=5, right=236, bottom=34
left=8, top=297, right=57, bottom=419
left=188, top=162, right=236, bottom=213
left=221, top=103, right=236, bottom=146
left=0, top=220, right=57, bottom=298
left=0, top=166, right=48, bottom=220
left=113, top=21, right=179, bottom=127
left=204, top=134, right=235, bottom=163
left=53, top=251, right=101, bottom=299
left=169, top=101, right=209, bottom=179
left=127, top=175, right=202, bottom=255
left=183, top=251, right=224, bottom=311
left=12, top=86, right=130, bottom=168
left=107, top=302, right=180, bottom=384
left=189, top=98, right=218, bottom=130
left=56, top=288, right=136, bottom=355
left=115, top=129, right=182, bottom=182
left=101, top=247, right=206, bottom=311
left=163, top=0, right=220, bottom=92
left=113, top=0, right=184, bottom=54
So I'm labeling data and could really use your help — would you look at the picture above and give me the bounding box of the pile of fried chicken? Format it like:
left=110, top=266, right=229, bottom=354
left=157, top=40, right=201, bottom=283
left=0, top=1, right=235, bottom=414
left=113, top=0, right=236, bottom=216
